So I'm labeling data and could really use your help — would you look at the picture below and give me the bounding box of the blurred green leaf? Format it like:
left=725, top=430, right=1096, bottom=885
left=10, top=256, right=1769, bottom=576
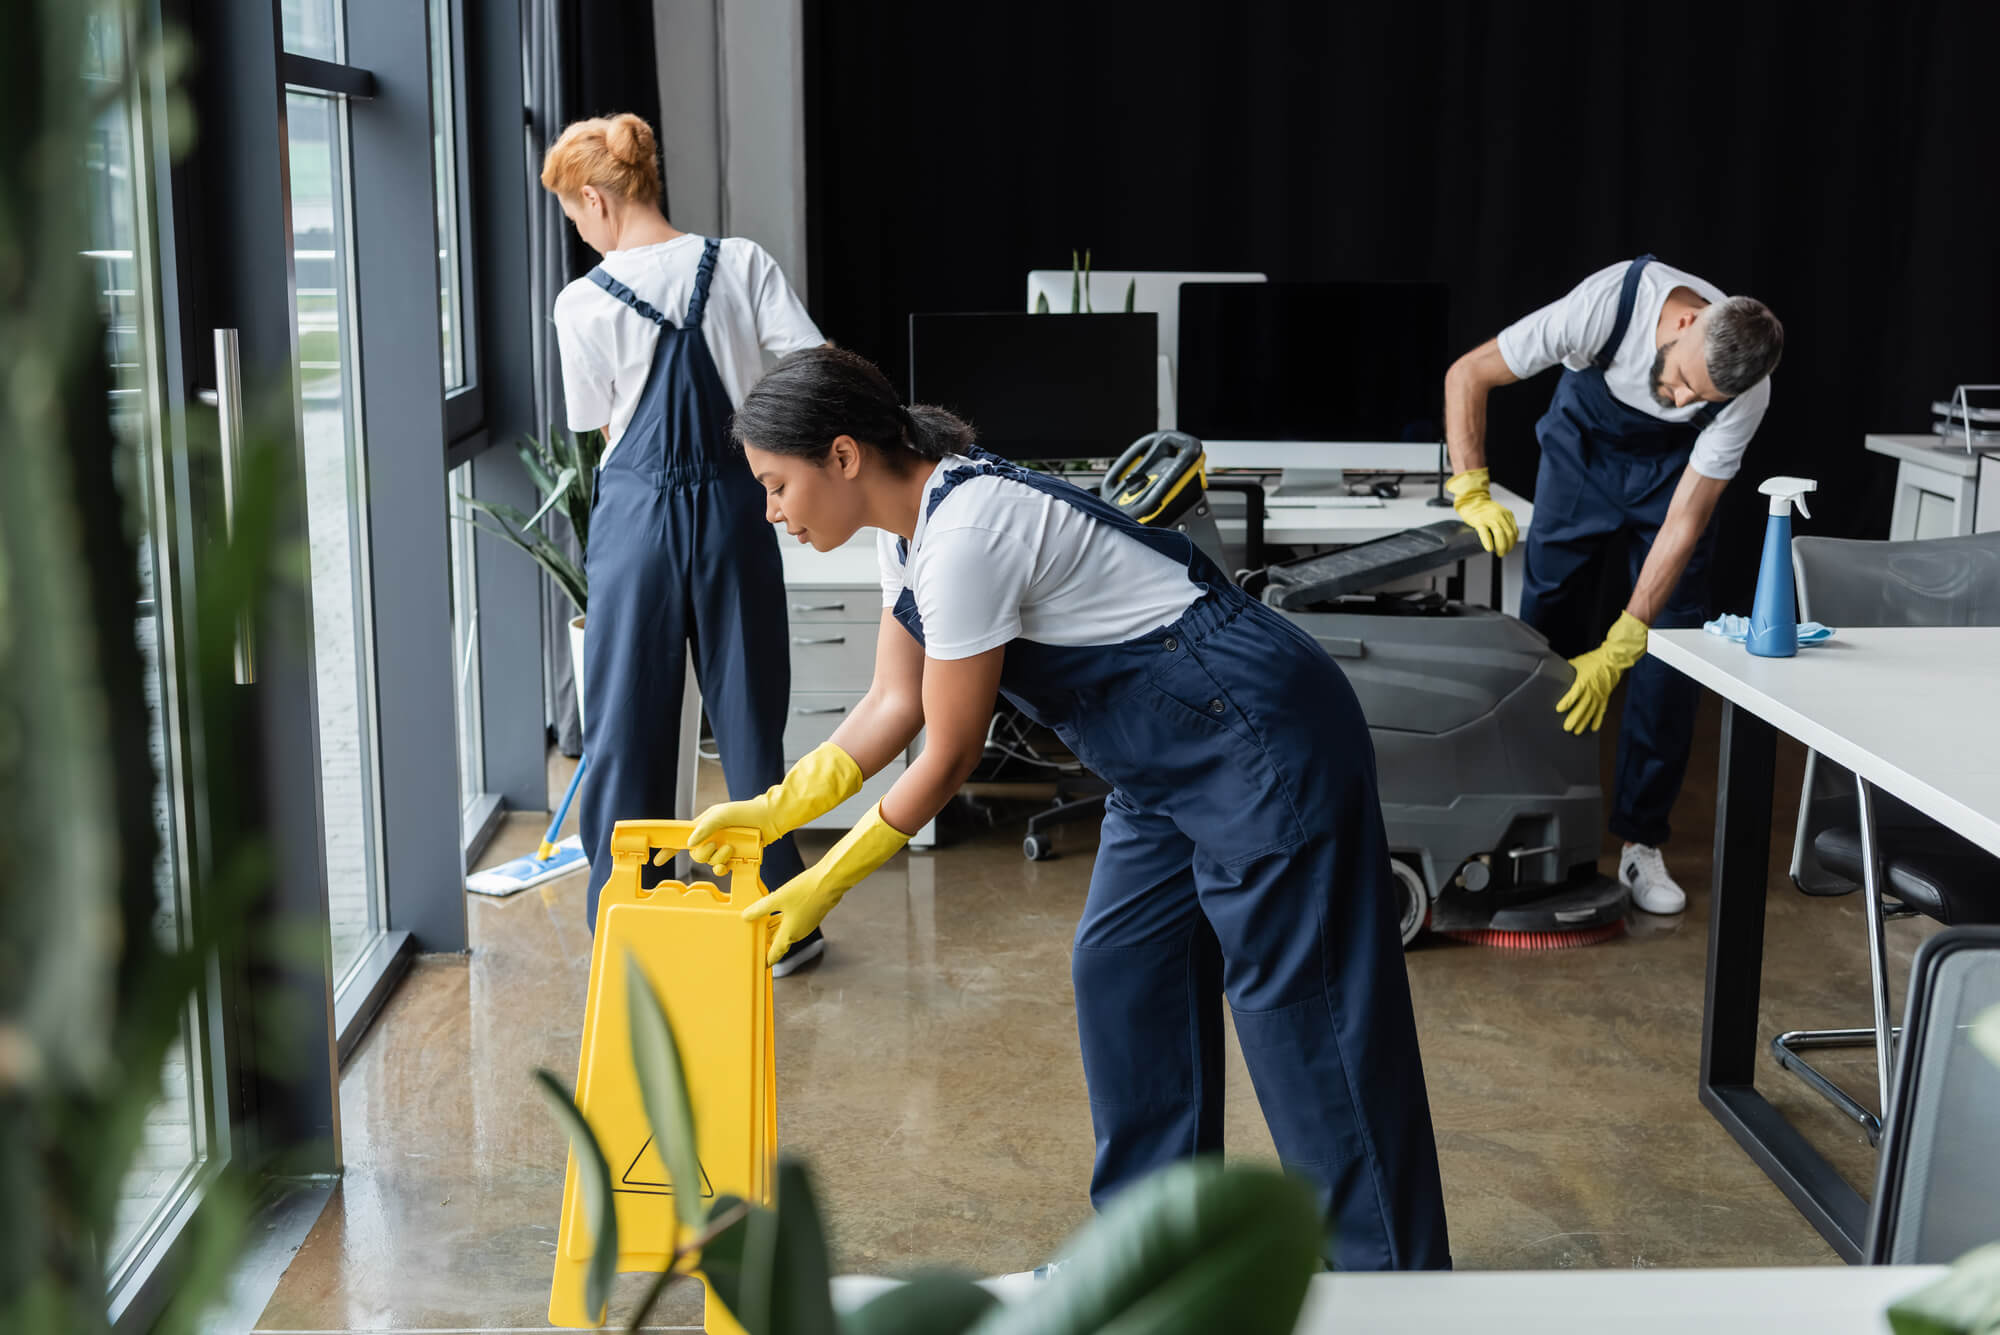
left=840, top=1272, right=997, bottom=1335
left=726, top=1158, right=838, bottom=1335
left=1887, top=1241, right=2000, bottom=1334
left=1970, top=1001, right=2000, bottom=1071
left=700, top=1193, right=755, bottom=1318
left=968, top=1160, right=1320, bottom=1335
left=534, top=1070, right=617, bottom=1324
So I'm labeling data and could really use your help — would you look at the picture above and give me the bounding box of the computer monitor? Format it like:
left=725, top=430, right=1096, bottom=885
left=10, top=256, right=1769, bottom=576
left=907, top=312, right=1158, bottom=461
left=1024, top=270, right=1266, bottom=430
left=1175, top=281, right=1449, bottom=467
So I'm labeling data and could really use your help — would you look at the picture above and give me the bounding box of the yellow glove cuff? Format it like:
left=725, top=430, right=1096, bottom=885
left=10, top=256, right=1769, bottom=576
left=823, top=801, right=912, bottom=878
left=1444, top=468, right=1491, bottom=503
left=769, top=741, right=864, bottom=832
left=1603, top=611, right=1650, bottom=669
left=740, top=802, right=911, bottom=964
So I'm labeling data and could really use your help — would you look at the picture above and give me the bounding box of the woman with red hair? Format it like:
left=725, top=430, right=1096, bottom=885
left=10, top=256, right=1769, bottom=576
left=541, top=114, right=826, bottom=968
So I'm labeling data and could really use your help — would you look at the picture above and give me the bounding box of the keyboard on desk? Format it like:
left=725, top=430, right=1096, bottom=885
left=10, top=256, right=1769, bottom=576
left=1263, top=495, right=1386, bottom=509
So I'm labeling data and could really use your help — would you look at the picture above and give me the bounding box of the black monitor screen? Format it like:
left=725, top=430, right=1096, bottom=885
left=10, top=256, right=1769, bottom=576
left=907, top=312, right=1158, bottom=461
left=1176, top=282, right=1448, bottom=442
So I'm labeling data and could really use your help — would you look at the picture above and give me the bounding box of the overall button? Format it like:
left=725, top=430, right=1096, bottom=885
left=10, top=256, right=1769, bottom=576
left=1209, top=699, right=1225, bottom=713
left=1163, top=636, right=1179, bottom=652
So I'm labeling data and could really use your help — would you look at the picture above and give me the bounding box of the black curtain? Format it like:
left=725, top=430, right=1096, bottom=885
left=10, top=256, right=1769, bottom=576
left=805, top=0, right=2000, bottom=607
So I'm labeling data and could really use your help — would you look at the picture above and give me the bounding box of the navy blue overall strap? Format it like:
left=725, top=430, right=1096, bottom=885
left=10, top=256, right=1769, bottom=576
left=585, top=266, right=667, bottom=326
left=911, top=445, right=1227, bottom=587
left=684, top=238, right=721, bottom=328
left=1592, top=254, right=1654, bottom=371
left=1596, top=254, right=1730, bottom=430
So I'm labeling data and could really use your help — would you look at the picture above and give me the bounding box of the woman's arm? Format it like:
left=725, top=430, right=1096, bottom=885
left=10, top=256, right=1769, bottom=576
left=826, top=611, right=928, bottom=776
left=877, top=645, right=1004, bottom=836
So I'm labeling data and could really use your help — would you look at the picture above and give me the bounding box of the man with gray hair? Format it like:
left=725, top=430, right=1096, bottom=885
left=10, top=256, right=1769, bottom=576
left=1439, top=255, right=1783, bottom=914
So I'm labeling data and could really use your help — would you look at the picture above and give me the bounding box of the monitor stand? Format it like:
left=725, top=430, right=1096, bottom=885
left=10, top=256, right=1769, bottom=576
left=1272, top=466, right=1346, bottom=498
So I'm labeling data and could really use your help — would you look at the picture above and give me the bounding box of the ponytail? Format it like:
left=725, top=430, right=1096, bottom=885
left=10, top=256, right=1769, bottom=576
left=899, top=403, right=975, bottom=462
left=733, top=346, right=973, bottom=472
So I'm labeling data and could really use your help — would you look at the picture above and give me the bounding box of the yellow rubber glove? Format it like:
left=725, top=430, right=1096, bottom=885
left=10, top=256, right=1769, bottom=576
left=1557, top=611, right=1650, bottom=734
left=741, top=802, right=910, bottom=965
left=688, top=741, right=863, bottom=872
left=1445, top=468, right=1520, bottom=556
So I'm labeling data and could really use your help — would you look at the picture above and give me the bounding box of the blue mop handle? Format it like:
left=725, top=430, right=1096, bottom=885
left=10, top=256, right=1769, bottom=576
left=537, top=753, right=589, bottom=861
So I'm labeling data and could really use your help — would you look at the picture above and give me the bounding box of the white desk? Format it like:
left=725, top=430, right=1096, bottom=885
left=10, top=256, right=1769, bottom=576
left=834, top=1264, right=1948, bottom=1333
left=1214, top=479, right=1536, bottom=617
left=1650, top=629, right=2000, bottom=858
left=1648, top=627, right=2000, bottom=1261
left=1864, top=433, right=1992, bottom=541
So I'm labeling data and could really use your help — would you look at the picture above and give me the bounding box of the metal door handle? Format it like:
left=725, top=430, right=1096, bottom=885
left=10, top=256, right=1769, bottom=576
left=213, top=329, right=254, bottom=684
left=792, top=635, right=847, bottom=646
left=790, top=602, right=847, bottom=613
left=793, top=705, right=848, bottom=716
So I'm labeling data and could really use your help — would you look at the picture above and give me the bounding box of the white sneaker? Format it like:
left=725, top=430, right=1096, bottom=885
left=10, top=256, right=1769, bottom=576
left=987, top=1259, right=1067, bottom=1299
left=1619, top=843, right=1687, bottom=915
left=770, top=928, right=826, bottom=978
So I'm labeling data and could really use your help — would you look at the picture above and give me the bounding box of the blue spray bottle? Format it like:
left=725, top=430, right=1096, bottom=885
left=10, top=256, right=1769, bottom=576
left=1748, top=476, right=1817, bottom=658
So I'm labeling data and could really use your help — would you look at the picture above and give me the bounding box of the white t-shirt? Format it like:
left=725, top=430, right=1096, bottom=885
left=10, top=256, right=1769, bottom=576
left=1495, top=259, right=1771, bottom=481
left=875, top=457, right=1202, bottom=660
left=552, top=234, right=823, bottom=465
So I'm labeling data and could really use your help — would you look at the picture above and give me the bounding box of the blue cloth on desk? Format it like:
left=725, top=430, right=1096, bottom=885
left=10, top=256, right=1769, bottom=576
left=1702, top=614, right=1835, bottom=645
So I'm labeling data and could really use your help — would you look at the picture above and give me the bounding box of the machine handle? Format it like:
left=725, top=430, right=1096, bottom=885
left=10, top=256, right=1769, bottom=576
left=212, top=329, right=254, bottom=685
left=792, top=635, right=847, bottom=646
left=790, top=601, right=848, bottom=613
left=793, top=705, right=848, bottom=717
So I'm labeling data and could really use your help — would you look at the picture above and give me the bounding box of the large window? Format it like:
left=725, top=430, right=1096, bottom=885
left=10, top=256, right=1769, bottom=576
left=429, top=0, right=467, bottom=392
left=284, top=12, right=389, bottom=990
left=86, top=6, right=209, bottom=1281
left=449, top=461, right=484, bottom=817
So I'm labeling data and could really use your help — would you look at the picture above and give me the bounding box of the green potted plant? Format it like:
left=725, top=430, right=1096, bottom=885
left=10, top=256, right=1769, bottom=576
left=456, top=426, right=603, bottom=726
left=540, top=954, right=1326, bottom=1333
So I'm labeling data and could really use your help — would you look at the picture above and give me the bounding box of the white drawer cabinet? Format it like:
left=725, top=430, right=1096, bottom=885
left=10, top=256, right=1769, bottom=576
left=776, top=543, right=933, bottom=846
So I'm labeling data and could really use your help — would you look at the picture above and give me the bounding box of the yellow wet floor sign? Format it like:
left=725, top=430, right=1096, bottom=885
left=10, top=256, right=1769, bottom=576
left=550, top=819, right=775, bottom=1332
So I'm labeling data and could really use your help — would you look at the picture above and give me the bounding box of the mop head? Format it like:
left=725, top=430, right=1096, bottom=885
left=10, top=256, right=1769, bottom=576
left=467, top=835, right=589, bottom=897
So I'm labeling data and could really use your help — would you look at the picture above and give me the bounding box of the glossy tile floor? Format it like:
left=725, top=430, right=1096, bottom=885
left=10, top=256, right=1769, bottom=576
left=256, top=694, right=1938, bottom=1331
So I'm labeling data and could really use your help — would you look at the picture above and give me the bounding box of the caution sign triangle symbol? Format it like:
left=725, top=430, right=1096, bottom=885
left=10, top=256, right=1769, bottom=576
left=618, top=1136, right=716, bottom=1198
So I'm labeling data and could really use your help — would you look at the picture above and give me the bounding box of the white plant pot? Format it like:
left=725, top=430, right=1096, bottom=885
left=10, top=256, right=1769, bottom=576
left=569, top=613, right=587, bottom=733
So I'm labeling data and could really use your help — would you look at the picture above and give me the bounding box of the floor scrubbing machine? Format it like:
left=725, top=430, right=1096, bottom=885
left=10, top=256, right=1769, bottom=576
left=1105, top=431, right=1629, bottom=949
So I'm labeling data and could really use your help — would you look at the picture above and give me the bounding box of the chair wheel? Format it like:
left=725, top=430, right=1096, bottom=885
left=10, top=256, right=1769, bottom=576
left=1024, top=834, right=1054, bottom=861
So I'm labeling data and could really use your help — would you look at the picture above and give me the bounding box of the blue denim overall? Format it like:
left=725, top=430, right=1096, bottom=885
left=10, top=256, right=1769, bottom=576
left=577, top=240, right=803, bottom=928
left=892, top=451, right=1450, bottom=1269
left=1519, top=254, right=1731, bottom=846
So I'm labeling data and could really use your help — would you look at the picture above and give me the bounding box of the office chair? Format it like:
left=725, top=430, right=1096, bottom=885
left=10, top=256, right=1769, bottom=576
left=1866, top=926, right=2000, bottom=1263
left=1777, top=532, right=2000, bottom=1142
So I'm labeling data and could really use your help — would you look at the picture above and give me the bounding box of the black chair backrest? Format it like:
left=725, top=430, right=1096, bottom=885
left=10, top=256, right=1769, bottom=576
left=1867, top=925, right=2000, bottom=1263
left=1792, top=531, right=2000, bottom=629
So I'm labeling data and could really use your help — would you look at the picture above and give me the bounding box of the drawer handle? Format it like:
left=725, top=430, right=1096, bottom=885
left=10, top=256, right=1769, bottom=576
left=794, top=705, right=849, bottom=716
left=791, top=602, right=848, bottom=612
left=792, top=635, right=847, bottom=646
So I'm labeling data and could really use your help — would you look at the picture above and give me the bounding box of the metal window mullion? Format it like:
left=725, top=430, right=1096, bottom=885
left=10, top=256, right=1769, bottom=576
left=281, top=51, right=376, bottom=100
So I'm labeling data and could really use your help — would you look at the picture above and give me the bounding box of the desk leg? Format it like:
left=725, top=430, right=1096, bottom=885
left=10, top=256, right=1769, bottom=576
left=1699, top=701, right=1867, bottom=1261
